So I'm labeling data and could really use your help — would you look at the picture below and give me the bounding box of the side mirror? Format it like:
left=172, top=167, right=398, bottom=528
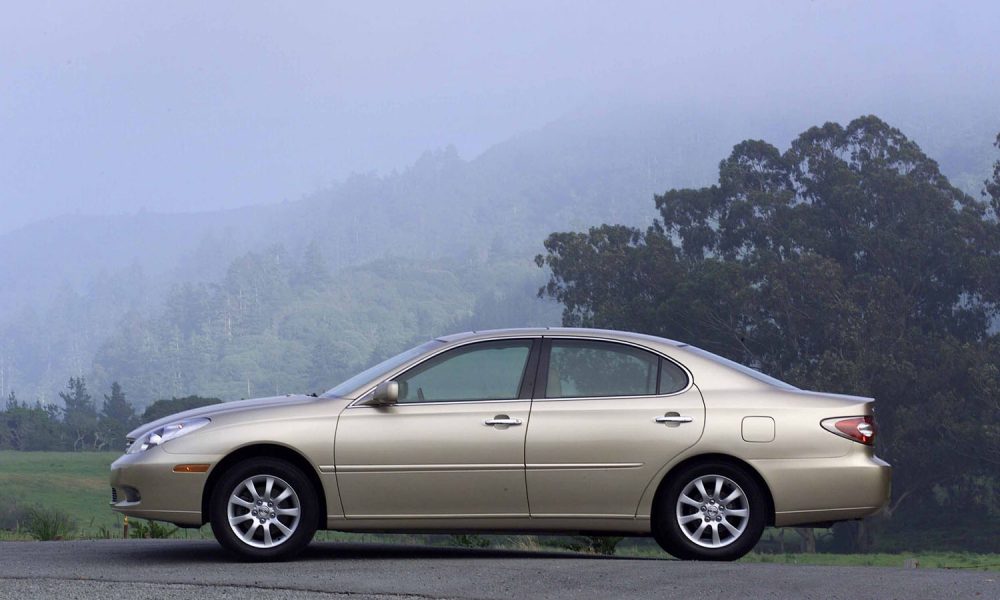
left=367, top=380, right=399, bottom=406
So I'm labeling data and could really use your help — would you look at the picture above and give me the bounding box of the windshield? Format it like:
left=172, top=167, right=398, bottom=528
left=682, top=345, right=799, bottom=391
left=321, top=340, right=443, bottom=398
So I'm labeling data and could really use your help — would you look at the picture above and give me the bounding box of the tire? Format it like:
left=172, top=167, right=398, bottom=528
left=652, top=461, right=767, bottom=561
left=209, top=457, right=319, bottom=561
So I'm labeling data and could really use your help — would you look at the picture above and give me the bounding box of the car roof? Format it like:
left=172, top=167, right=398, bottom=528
left=435, top=327, right=687, bottom=347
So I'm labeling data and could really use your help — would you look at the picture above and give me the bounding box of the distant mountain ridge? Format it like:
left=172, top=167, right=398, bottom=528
left=4, top=104, right=996, bottom=316
left=1, top=104, right=997, bottom=404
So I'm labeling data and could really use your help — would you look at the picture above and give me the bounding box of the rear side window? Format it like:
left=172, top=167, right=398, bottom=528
left=546, top=340, right=660, bottom=398
left=659, top=358, right=689, bottom=394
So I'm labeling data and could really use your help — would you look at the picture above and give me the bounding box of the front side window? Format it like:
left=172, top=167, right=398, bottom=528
left=395, top=340, right=532, bottom=403
left=546, top=340, right=661, bottom=398
left=322, top=340, right=443, bottom=398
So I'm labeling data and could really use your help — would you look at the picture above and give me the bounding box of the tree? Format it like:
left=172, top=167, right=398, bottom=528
left=1, top=391, right=63, bottom=451
left=59, top=377, right=97, bottom=451
left=537, top=116, right=1000, bottom=549
left=986, top=132, right=1000, bottom=210
left=141, top=395, right=222, bottom=424
left=294, top=240, right=332, bottom=288
left=99, top=382, right=136, bottom=452
left=0, top=391, right=10, bottom=448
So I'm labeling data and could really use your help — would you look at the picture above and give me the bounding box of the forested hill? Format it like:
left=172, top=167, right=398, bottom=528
left=1, top=104, right=997, bottom=407
left=0, top=107, right=728, bottom=316
left=3, top=103, right=996, bottom=316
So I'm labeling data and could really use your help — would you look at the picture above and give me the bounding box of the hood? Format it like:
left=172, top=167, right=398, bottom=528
left=126, top=394, right=317, bottom=440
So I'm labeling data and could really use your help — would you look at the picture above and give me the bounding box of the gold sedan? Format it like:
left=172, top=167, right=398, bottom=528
left=110, top=328, right=891, bottom=561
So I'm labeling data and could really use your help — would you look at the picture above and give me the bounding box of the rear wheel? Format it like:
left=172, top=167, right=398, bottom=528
left=653, top=462, right=766, bottom=560
left=209, top=458, right=318, bottom=561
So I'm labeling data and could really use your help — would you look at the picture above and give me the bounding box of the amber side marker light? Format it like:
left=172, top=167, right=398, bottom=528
left=173, top=464, right=211, bottom=473
left=821, top=416, right=875, bottom=445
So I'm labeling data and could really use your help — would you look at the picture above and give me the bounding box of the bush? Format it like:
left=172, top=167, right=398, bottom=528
left=563, top=535, right=623, bottom=555
left=23, top=507, right=76, bottom=540
left=95, top=524, right=117, bottom=539
left=448, top=534, right=491, bottom=548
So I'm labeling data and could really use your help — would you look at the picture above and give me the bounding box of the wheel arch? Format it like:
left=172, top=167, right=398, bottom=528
left=650, top=453, right=775, bottom=529
left=201, top=443, right=327, bottom=529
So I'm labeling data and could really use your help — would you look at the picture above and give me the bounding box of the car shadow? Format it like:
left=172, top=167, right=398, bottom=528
left=300, top=542, right=664, bottom=561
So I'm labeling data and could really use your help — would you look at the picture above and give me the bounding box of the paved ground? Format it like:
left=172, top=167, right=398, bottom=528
left=0, top=540, right=995, bottom=599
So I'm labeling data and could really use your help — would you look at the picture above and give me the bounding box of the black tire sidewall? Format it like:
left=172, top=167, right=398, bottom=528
left=209, top=457, right=318, bottom=561
left=654, top=462, right=767, bottom=561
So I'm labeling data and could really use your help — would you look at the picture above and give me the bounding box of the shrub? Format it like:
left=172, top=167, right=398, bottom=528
left=23, top=507, right=76, bottom=540
left=562, top=535, right=622, bottom=555
left=130, top=519, right=178, bottom=539
left=448, top=534, right=491, bottom=548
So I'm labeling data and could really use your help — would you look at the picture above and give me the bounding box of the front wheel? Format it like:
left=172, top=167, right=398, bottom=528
left=209, top=457, right=318, bottom=561
left=652, top=462, right=767, bottom=560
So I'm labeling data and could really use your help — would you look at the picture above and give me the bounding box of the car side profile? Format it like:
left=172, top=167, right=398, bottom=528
left=110, top=328, right=891, bottom=561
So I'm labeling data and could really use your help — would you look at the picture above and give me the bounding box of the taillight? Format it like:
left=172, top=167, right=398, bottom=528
left=821, top=416, right=875, bottom=445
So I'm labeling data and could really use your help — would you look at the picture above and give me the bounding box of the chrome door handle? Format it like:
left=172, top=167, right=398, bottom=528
left=655, top=415, right=693, bottom=424
left=485, top=415, right=522, bottom=426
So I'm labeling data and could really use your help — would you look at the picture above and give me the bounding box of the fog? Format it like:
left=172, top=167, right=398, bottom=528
left=3, top=0, right=998, bottom=234
left=3, top=2, right=1000, bottom=560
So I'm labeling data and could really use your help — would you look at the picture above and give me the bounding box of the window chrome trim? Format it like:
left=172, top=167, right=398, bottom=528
left=530, top=391, right=694, bottom=403
left=345, top=332, right=695, bottom=407
left=347, top=398, right=532, bottom=409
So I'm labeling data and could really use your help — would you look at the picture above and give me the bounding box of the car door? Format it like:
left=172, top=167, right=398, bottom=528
left=334, top=338, right=539, bottom=518
left=525, top=337, right=705, bottom=518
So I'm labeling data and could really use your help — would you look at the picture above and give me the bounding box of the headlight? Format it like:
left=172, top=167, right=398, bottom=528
left=127, top=417, right=210, bottom=454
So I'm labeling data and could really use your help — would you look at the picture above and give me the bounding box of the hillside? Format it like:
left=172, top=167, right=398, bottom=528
left=1, top=105, right=997, bottom=406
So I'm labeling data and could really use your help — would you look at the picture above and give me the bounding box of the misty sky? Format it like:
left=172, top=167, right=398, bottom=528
left=2, top=0, right=999, bottom=234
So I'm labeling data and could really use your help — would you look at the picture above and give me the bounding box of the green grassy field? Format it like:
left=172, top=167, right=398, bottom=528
left=1, top=451, right=997, bottom=570
left=0, top=451, right=121, bottom=536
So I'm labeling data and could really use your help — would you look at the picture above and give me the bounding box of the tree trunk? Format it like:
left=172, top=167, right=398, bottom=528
left=796, top=528, right=816, bottom=553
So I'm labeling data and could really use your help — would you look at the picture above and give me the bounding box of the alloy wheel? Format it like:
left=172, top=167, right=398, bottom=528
left=227, top=474, right=302, bottom=549
left=674, top=474, right=750, bottom=548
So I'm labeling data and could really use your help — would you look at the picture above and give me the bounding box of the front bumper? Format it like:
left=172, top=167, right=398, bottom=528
left=109, top=447, right=221, bottom=527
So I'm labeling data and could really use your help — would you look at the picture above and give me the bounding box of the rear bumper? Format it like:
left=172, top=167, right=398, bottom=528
left=750, top=451, right=891, bottom=527
left=109, top=447, right=221, bottom=527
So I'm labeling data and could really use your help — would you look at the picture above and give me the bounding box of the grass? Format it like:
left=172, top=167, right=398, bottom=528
left=1, top=451, right=997, bottom=570
left=0, top=450, right=121, bottom=537
left=22, top=506, right=76, bottom=540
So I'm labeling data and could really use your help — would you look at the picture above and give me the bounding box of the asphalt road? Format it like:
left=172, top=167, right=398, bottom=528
left=0, top=540, right=995, bottom=600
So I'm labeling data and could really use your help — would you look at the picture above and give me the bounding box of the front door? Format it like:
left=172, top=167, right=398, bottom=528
left=335, top=338, right=538, bottom=518
left=525, top=338, right=706, bottom=518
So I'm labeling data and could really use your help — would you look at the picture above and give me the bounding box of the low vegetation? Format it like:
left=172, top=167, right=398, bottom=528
left=0, top=450, right=995, bottom=569
left=129, top=519, right=179, bottom=539
left=22, top=507, right=76, bottom=541
left=0, top=451, right=120, bottom=537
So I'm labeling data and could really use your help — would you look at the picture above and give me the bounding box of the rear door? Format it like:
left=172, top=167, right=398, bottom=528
left=524, top=337, right=705, bottom=517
